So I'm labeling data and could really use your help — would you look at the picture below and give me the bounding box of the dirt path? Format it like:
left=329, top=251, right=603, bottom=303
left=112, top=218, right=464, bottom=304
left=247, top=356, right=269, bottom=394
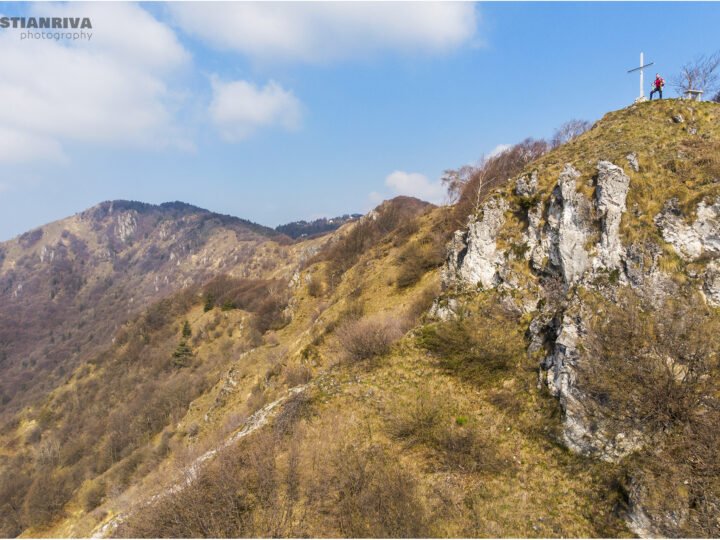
left=91, top=383, right=311, bottom=538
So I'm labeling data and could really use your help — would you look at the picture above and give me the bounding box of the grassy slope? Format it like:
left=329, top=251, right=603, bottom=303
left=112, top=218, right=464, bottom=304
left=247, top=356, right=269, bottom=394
left=10, top=100, right=720, bottom=538
left=48, top=203, right=628, bottom=537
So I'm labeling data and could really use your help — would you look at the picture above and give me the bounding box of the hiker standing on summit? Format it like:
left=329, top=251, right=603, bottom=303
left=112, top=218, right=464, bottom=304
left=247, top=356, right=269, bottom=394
left=650, top=73, right=665, bottom=100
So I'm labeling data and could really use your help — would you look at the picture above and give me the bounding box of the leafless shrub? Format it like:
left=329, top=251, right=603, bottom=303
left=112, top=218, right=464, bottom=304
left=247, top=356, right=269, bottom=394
left=388, top=390, right=503, bottom=474
left=418, top=299, right=524, bottom=381
left=434, top=421, right=503, bottom=474
left=671, top=51, right=720, bottom=95
left=22, top=468, right=71, bottom=527
left=551, top=119, right=592, bottom=149
left=444, top=138, right=549, bottom=229
left=81, top=479, right=106, bottom=512
left=282, top=362, right=313, bottom=386
left=0, top=467, right=31, bottom=537
left=577, top=292, right=720, bottom=437
left=329, top=442, right=430, bottom=538
left=335, top=313, right=408, bottom=364
left=273, top=391, right=313, bottom=436
left=307, top=274, right=323, bottom=297
left=246, top=383, right=267, bottom=414
left=387, top=389, right=446, bottom=445
left=185, top=422, right=199, bottom=438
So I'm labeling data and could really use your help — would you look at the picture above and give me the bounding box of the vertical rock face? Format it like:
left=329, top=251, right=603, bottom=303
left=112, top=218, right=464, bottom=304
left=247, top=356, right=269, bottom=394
left=654, top=197, right=720, bottom=259
left=444, top=197, right=508, bottom=289
left=434, top=136, right=720, bottom=535
left=116, top=211, right=138, bottom=243
left=441, top=230, right=467, bottom=289
left=594, top=161, right=630, bottom=270
left=514, top=170, right=538, bottom=198
left=626, top=152, right=640, bottom=172
left=704, top=260, right=720, bottom=307
left=539, top=309, right=646, bottom=462
left=544, top=164, right=592, bottom=284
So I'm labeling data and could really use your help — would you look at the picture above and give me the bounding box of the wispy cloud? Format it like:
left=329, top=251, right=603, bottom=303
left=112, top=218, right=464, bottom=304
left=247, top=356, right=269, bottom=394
left=209, top=78, right=303, bottom=141
left=370, top=170, right=446, bottom=206
left=488, top=143, right=511, bottom=158
left=0, top=3, right=190, bottom=164
left=170, top=2, right=479, bottom=63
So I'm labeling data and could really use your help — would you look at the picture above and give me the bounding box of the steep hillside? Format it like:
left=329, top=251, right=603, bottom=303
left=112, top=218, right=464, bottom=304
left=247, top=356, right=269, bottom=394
left=0, top=201, right=286, bottom=418
left=436, top=99, right=720, bottom=536
left=2, top=100, right=719, bottom=539
left=0, top=196, right=434, bottom=538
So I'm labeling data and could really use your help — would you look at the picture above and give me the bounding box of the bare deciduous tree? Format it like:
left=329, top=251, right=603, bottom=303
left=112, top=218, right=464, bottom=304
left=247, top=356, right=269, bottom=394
left=551, top=119, right=592, bottom=149
left=440, top=165, right=476, bottom=204
left=443, top=138, right=549, bottom=228
left=671, top=52, right=720, bottom=97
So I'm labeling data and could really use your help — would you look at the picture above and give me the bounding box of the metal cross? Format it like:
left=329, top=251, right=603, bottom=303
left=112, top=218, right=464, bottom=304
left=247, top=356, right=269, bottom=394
left=627, top=52, right=655, bottom=101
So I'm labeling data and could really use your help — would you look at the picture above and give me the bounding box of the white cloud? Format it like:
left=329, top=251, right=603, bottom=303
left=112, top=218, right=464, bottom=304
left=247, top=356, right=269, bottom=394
left=383, top=170, right=445, bottom=205
left=0, top=126, right=66, bottom=163
left=170, top=2, right=479, bottom=63
left=209, top=78, right=302, bottom=141
left=488, top=143, right=511, bottom=158
left=0, top=3, right=190, bottom=163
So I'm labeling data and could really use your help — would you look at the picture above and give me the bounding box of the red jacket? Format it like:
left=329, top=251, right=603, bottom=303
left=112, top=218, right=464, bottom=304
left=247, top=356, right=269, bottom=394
left=654, top=77, right=665, bottom=89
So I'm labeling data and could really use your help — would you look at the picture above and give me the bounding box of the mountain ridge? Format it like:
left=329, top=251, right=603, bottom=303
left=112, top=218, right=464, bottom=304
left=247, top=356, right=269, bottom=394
left=1, top=100, right=720, bottom=538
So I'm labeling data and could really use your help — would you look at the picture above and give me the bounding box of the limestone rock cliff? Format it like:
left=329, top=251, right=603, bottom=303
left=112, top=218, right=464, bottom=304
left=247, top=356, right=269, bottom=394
left=436, top=102, right=720, bottom=534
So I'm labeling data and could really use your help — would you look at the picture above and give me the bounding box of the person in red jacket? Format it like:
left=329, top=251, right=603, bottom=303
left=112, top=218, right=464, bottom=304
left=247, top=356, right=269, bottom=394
left=650, top=73, right=665, bottom=100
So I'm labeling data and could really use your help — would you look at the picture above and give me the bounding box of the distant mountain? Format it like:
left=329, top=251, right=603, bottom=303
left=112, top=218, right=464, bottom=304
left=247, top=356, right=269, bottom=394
left=275, top=214, right=363, bottom=239
left=0, top=200, right=286, bottom=418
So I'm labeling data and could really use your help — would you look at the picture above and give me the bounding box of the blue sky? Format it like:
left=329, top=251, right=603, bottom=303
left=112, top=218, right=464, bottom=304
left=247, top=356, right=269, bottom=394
left=0, top=1, right=718, bottom=241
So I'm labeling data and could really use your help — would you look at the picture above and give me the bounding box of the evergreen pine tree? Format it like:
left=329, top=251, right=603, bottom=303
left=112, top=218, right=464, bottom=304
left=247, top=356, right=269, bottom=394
left=171, top=340, right=192, bottom=367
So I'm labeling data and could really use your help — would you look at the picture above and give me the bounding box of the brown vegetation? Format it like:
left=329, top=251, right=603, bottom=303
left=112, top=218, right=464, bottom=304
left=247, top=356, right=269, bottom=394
left=119, top=415, right=431, bottom=538
left=578, top=292, right=720, bottom=437
left=418, top=297, right=525, bottom=381
left=313, top=197, right=431, bottom=287
left=335, top=313, right=408, bottom=364
left=578, top=290, right=720, bottom=537
left=442, top=138, right=549, bottom=229
left=395, top=232, right=446, bottom=289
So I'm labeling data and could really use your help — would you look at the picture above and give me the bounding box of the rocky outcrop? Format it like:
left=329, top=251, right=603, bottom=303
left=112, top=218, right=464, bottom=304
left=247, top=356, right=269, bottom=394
left=441, top=160, right=652, bottom=461
left=541, top=164, right=592, bottom=283
left=705, top=260, right=720, bottom=307
left=116, top=211, right=138, bottom=243
left=428, top=297, right=460, bottom=321
left=515, top=170, right=538, bottom=198
left=594, top=161, right=630, bottom=271
left=626, top=152, right=640, bottom=172
left=539, top=308, right=645, bottom=461
left=440, top=158, right=720, bottom=467
left=655, top=197, right=720, bottom=259
left=446, top=161, right=634, bottom=290
left=444, top=197, right=508, bottom=289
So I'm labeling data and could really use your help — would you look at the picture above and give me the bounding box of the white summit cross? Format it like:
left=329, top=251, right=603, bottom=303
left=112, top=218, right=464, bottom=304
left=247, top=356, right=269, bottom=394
left=627, top=52, right=655, bottom=102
